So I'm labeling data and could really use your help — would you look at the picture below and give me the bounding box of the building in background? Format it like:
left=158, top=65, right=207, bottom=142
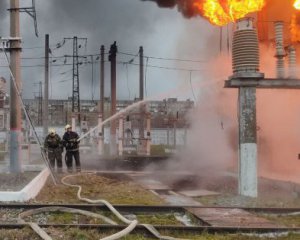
left=23, top=98, right=194, bottom=130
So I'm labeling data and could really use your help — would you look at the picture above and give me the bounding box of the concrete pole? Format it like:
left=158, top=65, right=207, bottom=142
left=173, top=120, right=176, bottom=148
left=139, top=46, right=144, bottom=153
left=238, top=87, right=257, bottom=197
left=139, top=46, right=144, bottom=100
left=118, top=115, right=123, bottom=156
left=100, top=45, right=105, bottom=118
left=9, top=0, right=22, bottom=172
left=71, top=114, right=76, bottom=131
left=97, top=114, right=103, bottom=155
left=43, top=34, right=49, bottom=137
left=99, top=45, right=105, bottom=154
left=167, top=126, right=170, bottom=146
left=146, top=113, right=151, bottom=156
left=5, top=111, right=9, bottom=152
left=109, top=42, right=117, bottom=155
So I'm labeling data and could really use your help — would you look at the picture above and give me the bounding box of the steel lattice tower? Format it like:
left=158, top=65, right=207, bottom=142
left=72, top=36, right=80, bottom=117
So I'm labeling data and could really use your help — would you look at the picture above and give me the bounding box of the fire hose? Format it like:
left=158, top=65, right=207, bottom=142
left=18, top=171, right=187, bottom=240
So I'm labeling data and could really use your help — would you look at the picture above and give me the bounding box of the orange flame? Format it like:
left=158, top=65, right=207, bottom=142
left=194, top=0, right=266, bottom=26
left=292, top=0, right=300, bottom=42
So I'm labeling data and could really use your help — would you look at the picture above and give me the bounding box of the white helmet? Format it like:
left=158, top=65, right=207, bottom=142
left=49, top=128, right=56, bottom=134
left=65, top=124, right=71, bottom=130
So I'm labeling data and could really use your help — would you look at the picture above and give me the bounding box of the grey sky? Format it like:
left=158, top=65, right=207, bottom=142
left=0, top=0, right=221, bottom=101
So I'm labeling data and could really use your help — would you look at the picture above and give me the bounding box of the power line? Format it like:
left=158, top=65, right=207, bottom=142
left=20, top=49, right=204, bottom=64
left=119, top=51, right=206, bottom=63
left=0, top=60, right=206, bottom=72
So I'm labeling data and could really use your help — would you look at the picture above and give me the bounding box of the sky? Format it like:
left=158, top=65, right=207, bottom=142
left=0, top=0, right=222, bottom=101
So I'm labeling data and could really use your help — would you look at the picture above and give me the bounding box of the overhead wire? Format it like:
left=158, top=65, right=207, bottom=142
left=0, top=60, right=206, bottom=72
left=118, top=51, right=206, bottom=63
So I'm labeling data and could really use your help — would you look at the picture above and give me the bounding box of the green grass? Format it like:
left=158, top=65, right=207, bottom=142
left=136, top=213, right=181, bottom=225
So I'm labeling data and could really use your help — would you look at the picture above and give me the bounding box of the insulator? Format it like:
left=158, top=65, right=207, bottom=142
left=232, top=18, right=260, bottom=74
left=288, top=46, right=297, bottom=79
left=274, top=21, right=285, bottom=57
left=274, top=21, right=285, bottom=78
left=276, top=57, right=285, bottom=79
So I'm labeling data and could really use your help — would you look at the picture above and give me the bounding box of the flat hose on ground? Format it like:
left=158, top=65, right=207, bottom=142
left=18, top=171, right=186, bottom=240
left=61, top=172, right=186, bottom=240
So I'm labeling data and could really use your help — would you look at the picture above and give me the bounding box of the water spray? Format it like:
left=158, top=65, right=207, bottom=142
left=77, top=100, right=148, bottom=142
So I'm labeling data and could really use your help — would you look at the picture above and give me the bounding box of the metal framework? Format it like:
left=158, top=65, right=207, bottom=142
left=9, top=0, right=38, bottom=37
left=72, top=37, right=80, bottom=115
left=64, top=37, right=87, bottom=123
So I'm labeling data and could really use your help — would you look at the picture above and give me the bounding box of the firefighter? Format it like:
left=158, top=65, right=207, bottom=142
left=62, top=124, right=81, bottom=172
left=44, top=128, right=63, bottom=173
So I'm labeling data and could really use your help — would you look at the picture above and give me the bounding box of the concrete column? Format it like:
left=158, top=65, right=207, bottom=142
left=146, top=113, right=151, bottom=156
left=167, top=126, right=170, bottom=146
left=109, top=42, right=117, bottom=156
left=173, top=120, right=176, bottom=148
left=43, top=34, right=49, bottom=138
left=98, top=114, right=103, bottom=155
left=118, top=115, right=123, bottom=156
left=71, top=114, right=76, bottom=131
left=9, top=0, right=22, bottom=172
left=238, top=87, right=257, bottom=197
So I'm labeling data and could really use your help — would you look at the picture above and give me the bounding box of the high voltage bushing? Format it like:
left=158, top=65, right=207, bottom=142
left=274, top=21, right=285, bottom=56
left=274, top=21, right=286, bottom=79
left=232, top=18, right=260, bottom=74
left=288, top=45, right=297, bottom=78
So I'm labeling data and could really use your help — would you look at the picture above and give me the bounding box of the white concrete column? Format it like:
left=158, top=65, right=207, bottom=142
left=118, top=115, right=123, bottom=156
left=238, top=87, right=257, bottom=197
left=98, top=114, right=103, bottom=155
left=146, top=113, right=151, bottom=156
left=71, top=114, right=76, bottom=131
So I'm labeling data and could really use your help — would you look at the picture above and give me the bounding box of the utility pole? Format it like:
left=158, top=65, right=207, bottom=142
left=100, top=45, right=105, bottom=118
left=139, top=46, right=144, bottom=154
left=38, top=81, right=43, bottom=126
left=97, top=45, right=105, bottom=155
left=9, top=0, right=22, bottom=172
left=72, top=36, right=80, bottom=123
left=139, top=46, right=144, bottom=101
left=109, top=41, right=117, bottom=155
left=64, top=36, right=87, bottom=124
left=43, top=34, right=49, bottom=137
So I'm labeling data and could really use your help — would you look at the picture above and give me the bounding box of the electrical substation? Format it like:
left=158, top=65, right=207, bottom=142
left=1, top=0, right=300, bottom=239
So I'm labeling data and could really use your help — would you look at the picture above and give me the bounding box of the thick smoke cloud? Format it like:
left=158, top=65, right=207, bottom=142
left=0, top=0, right=205, bottom=100
left=142, top=0, right=202, bottom=18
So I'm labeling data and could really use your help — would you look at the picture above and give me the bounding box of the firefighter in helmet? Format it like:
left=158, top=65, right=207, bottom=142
left=62, top=124, right=81, bottom=172
left=44, top=128, right=63, bottom=173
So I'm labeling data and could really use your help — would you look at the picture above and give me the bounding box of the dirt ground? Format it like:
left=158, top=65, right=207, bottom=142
left=31, top=172, right=164, bottom=205
left=22, top=170, right=300, bottom=208
left=0, top=167, right=300, bottom=208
